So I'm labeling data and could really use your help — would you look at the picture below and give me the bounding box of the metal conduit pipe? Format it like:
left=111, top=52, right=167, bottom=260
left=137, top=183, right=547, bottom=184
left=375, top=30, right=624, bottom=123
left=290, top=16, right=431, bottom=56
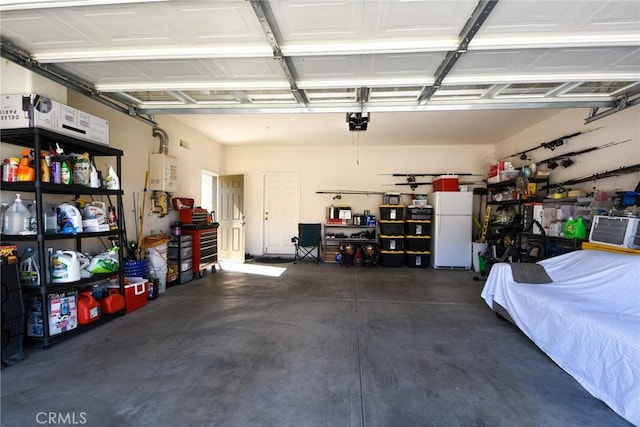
left=152, top=127, right=169, bottom=154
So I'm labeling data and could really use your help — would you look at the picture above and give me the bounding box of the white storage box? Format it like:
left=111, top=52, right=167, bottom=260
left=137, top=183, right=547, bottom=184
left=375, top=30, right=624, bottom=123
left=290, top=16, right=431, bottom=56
left=0, top=94, right=109, bottom=145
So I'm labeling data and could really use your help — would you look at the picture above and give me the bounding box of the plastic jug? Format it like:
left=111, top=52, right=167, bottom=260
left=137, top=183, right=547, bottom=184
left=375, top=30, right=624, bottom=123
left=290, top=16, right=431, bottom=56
left=50, top=250, right=81, bottom=283
left=3, top=193, right=29, bottom=234
left=84, top=202, right=107, bottom=224
left=57, top=203, right=83, bottom=233
left=77, top=291, right=101, bottom=324
left=99, top=289, right=125, bottom=314
left=564, top=217, right=587, bottom=239
left=104, top=165, right=120, bottom=190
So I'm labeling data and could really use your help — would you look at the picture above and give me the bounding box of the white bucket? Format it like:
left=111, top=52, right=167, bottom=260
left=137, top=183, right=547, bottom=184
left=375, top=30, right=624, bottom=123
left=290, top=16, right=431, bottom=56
left=472, top=242, right=488, bottom=273
left=147, top=243, right=168, bottom=293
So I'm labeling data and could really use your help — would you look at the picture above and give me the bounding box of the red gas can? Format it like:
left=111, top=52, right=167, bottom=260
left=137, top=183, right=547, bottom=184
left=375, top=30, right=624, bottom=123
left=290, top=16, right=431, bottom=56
left=99, top=289, right=125, bottom=314
left=77, top=291, right=101, bottom=324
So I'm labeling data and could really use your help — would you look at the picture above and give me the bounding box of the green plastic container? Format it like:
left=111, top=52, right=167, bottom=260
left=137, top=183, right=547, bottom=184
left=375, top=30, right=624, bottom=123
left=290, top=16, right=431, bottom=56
left=564, top=217, right=587, bottom=239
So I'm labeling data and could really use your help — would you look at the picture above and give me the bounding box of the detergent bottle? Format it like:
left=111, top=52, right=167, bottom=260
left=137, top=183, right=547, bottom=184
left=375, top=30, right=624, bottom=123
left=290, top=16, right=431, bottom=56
left=104, top=165, right=120, bottom=190
left=50, top=250, right=81, bottom=283
left=57, top=202, right=83, bottom=233
left=564, top=217, right=587, bottom=239
left=16, top=149, right=35, bottom=181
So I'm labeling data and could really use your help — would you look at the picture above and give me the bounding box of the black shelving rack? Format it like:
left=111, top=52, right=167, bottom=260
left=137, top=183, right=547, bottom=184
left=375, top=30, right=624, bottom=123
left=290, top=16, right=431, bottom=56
left=0, top=128, right=126, bottom=348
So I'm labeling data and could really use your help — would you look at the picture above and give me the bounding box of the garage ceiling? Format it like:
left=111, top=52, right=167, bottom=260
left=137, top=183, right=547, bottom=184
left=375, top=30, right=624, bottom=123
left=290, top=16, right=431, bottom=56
left=1, top=0, right=639, bottom=146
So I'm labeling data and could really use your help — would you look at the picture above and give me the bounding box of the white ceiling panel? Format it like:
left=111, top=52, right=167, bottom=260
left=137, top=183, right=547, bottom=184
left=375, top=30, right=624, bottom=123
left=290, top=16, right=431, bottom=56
left=448, top=47, right=640, bottom=81
left=270, top=0, right=476, bottom=40
left=474, top=0, right=640, bottom=44
left=1, top=0, right=639, bottom=145
left=291, top=52, right=442, bottom=81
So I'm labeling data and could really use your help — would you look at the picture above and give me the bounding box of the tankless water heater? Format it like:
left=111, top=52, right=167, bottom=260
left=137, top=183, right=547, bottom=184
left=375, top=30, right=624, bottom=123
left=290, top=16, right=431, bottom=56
left=149, top=153, right=177, bottom=192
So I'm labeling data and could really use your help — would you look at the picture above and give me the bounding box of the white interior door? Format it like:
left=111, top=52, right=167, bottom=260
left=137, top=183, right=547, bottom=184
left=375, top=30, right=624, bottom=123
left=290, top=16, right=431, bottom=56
left=219, top=175, right=245, bottom=262
left=263, top=173, right=300, bottom=255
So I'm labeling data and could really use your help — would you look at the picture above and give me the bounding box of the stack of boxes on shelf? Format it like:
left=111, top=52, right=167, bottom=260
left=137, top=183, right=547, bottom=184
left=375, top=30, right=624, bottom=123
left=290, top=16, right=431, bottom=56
left=167, top=233, right=193, bottom=286
left=378, top=192, right=404, bottom=266
left=378, top=203, right=405, bottom=266
left=404, top=203, right=432, bottom=267
left=378, top=193, right=433, bottom=268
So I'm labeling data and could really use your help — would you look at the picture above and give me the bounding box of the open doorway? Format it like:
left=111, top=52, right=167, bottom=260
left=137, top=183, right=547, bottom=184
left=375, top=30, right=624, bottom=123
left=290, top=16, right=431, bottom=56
left=201, top=170, right=218, bottom=220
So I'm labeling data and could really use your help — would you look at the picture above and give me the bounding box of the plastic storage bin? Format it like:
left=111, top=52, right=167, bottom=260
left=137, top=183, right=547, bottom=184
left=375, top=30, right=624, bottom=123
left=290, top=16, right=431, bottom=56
left=406, top=207, right=433, bottom=220
left=379, top=250, right=404, bottom=267
left=379, top=205, right=405, bottom=220
left=379, top=235, right=404, bottom=251
left=405, top=250, right=431, bottom=268
left=404, top=235, right=432, bottom=251
left=405, top=220, right=432, bottom=236
left=168, top=245, right=193, bottom=259
left=124, top=259, right=148, bottom=277
left=379, top=220, right=404, bottom=235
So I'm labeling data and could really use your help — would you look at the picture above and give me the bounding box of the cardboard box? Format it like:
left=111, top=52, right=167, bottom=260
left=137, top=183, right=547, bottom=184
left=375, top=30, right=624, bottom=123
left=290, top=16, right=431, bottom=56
left=27, top=291, right=78, bottom=337
left=48, top=291, right=78, bottom=336
left=0, top=94, right=109, bottom=145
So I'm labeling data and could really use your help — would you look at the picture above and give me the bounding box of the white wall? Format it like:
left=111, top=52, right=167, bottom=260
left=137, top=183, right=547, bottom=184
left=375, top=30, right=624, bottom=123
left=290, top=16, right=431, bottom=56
left=495, top=106, right=640, bottom=195
left=0, top=60, right=67, bottom=102
left=225, top=143, right=493, bottom=256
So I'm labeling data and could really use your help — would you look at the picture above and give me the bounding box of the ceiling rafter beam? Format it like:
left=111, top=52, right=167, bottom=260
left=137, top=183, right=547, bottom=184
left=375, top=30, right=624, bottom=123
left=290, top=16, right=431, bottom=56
left=167, top=91, right=197, bottom=104
left=137, top=99, right=613, bottom=115
left=417, top=0, right=499, bottom=105
left=0, top=40, right=157, bottom=127
left=357, top=87, right=371, bottom=105
left=249, top=0, right=308, bottom=106
left=585, top=90, right=640, bottom=124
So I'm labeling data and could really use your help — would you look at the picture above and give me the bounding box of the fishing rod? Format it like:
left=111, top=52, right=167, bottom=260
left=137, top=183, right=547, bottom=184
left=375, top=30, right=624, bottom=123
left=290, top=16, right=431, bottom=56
left=380, top=173, right=478, bottom=177
left=535, top=139, right=632, bottom=170
left=389, top=180, right=481, bottom=191
left=540, top=164, right=640, bottom=191
left=316, top=190, right=385, bottom=200
left=501, top=127, right=603, bottom=161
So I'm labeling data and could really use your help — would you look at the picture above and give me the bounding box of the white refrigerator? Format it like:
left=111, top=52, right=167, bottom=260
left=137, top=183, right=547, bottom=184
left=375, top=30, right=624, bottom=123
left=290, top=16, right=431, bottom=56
left=427, top=192, right=473, bottom=269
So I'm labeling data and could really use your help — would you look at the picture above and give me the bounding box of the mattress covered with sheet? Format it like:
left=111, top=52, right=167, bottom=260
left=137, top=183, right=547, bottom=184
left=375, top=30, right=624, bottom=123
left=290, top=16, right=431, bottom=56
left=481, top=250, right=640, bottom=425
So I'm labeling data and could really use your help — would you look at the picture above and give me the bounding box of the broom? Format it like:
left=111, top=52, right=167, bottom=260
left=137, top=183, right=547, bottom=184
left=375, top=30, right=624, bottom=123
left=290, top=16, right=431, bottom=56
left=137, top=171, right=149, bottom=259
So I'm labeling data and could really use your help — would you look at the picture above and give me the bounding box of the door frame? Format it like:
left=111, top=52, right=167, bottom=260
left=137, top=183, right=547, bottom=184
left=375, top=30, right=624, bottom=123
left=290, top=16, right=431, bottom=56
left=261, top=172, right=301, bottom=255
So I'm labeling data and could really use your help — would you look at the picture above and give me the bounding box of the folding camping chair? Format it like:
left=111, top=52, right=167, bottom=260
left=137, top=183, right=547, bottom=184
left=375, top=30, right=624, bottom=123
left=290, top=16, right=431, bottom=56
left=292, top=223, right=322, bottom=264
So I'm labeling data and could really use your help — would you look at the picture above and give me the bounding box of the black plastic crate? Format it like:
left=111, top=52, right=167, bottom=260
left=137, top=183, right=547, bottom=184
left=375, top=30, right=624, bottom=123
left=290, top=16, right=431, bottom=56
left=379, top=220, right=404, bottom=235
left=406, top=207, right=432, bottom=220
left=379, top=235, right=404, bottom=251
left=404, top=236, right=432, bottom=251
left=379, top=250, right=404, bottom=267
left=405, top=251, right=431, bottom=268
left=405, top=220, right=432, bottom=236
left=379, top=205, right=405, bottom=221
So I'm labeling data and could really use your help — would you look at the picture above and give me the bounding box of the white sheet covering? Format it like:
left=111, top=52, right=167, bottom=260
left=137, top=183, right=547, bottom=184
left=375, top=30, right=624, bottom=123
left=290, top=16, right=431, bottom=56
left=481, top=250, right=640, bottom=425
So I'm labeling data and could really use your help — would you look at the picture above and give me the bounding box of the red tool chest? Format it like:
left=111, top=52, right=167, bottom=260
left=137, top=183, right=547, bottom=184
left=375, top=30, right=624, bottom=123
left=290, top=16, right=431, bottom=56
left=180, top=223, right=219, bottom=278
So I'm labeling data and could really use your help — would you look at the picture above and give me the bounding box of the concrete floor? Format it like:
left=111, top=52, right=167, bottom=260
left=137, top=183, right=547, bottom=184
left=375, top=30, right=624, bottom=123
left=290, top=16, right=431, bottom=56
left=1, top=261, right=632, bottom=427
